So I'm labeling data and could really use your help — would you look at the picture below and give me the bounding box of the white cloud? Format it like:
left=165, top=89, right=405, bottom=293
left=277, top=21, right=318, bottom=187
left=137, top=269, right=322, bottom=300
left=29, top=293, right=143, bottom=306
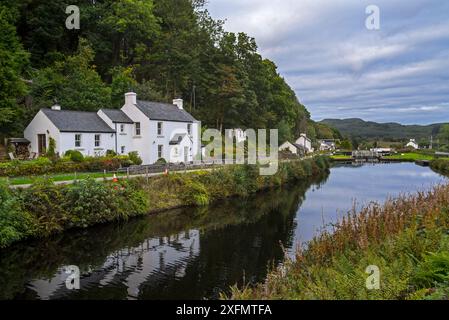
left=207, top=0, right=449, bottom=124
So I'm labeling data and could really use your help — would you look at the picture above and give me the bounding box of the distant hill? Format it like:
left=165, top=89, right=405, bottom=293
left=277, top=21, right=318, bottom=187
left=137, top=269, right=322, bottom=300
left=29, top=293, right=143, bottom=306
left=320, top=118, right=446, bottom=141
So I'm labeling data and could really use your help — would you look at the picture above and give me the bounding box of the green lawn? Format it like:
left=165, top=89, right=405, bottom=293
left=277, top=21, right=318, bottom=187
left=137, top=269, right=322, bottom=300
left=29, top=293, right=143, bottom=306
left=0, top=172, right=127, bottom=186
left=330, top=155, right=352, bottom=160
left=382, top=152, right=435, bottom=161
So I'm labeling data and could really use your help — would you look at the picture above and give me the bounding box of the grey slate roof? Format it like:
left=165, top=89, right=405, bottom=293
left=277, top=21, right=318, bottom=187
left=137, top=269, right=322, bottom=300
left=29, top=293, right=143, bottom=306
left=293, top=143, right=306, bottom=151
left=135, top=100, right=197, bottom=123
left=41, top=109, right=115, bottom=133
left=100, top=109, right=134, bottom=124
left=169, top=134, right=187, bottom=145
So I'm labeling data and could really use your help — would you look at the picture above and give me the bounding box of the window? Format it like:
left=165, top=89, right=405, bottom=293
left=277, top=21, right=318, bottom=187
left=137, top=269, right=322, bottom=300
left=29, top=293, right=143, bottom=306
left=158, top=145, right=163, bottom=159
left=121, top=146, right=126, bottom=154
left=187, top=123, right=192, bottom=135
left=157, top=122, right=163, bottom=136
left=120, top=124, right=125, bottom=133
left=95, top=134, right=101, bottom=147
left=135, top=122, right=141, bottom=136
left=75, top=134, right=82, bottom=147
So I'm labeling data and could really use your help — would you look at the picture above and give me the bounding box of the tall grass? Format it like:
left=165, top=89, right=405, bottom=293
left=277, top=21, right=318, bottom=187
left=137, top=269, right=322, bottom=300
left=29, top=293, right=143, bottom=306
left=227, top=183, right=449, bottom=300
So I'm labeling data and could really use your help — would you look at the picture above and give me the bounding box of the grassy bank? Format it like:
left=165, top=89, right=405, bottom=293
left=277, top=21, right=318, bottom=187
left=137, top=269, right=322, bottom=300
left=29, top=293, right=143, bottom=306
left=227, top=183, right=449, bottom=300
left=430, top=159, right=449, bottom=176
left=382, top=152, right=435, bottom=162
left=0, top=157, right=330, bottom=248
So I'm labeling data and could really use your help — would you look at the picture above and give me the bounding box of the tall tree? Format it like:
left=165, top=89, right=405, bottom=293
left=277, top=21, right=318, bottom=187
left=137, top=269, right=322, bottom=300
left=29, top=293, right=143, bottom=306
left=0, top=5, right=29, bottom=136
left=31, top=39, right=111, bottom=112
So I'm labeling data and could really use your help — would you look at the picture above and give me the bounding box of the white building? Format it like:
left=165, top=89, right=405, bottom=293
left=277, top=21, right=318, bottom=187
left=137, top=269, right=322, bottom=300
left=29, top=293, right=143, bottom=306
left=279, top=141, right=305, bottom=156
left=318, top=139, right=336, bottom=151
left=295, top=133, right=313, bottom=154
left=406, top=139, right=419, bottom=150
left=24, top=93, right=201, bottom=165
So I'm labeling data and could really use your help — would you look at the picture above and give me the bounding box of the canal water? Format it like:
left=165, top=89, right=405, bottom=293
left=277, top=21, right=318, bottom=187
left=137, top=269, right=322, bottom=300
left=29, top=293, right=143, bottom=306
left=0, top=162, right=446, bottom=300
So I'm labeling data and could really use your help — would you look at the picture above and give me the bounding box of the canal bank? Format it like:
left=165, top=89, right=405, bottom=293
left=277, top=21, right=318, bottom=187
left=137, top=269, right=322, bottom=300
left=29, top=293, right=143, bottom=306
left=229, top=163, right=449, bottom=300
left=0, top=156, right=330, bottom=249
left=0, top=161, right=445, bottom=300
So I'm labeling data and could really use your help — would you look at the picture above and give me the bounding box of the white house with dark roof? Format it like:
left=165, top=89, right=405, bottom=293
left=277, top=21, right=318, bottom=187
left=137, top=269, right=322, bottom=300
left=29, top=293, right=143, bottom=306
left=24, top=106, right=116, bottom=157
left=24, top=92, right=201, bottom=164
left=295, top=133, right=313, bottom=153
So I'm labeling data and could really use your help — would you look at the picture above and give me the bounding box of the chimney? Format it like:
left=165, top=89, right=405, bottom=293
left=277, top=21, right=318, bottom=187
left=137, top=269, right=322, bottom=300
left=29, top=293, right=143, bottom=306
left=125, top=92, right=137, bottom=106
left=51, top=104, right=61, bottom=111
left=173, top=98, right=183, bottom=110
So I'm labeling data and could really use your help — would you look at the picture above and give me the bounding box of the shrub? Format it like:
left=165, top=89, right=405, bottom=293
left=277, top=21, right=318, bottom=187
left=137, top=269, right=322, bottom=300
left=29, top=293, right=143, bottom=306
left=20, top=179, right=69, bottom=236
left=46, top=137, right=57, bottom=160
left=65, top=150, right=84, bottom=163
left=64, top=179, right=149, bottom=228
left=128, top=151, right=143, bottom=165
left=156, top=158, right=167, bottom=165
left=0, top=182, right=34, bottom=248
left=106, top=149, right=117, bottom=157
left=181, top=179, right=210, bottom=206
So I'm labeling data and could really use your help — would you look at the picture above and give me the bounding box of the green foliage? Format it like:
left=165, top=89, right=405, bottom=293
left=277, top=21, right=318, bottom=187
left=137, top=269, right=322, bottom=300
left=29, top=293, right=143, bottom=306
left=65, top=150, right=84, bottom=163
left=339, top=139, right=353, bottom=150
left=128, top=151, right=143, bottom=165
left=0, top=157, right=52, bottom=176
left=46, top=137, right=57, bottom=160
left=65, top=179, right=148, bottom=227
left=412, top=251, right=449, bottom=289
left=30, top=39, right=112, bottom=112
left=0, top=4, right=29, bottom=136
left=0, top=155, right=132, bottom=178
left=111, top=67, right=138, bottom=107
left=2, top=0, right=320, bottom=143
left=181, top=179, right=210, bottom=206
left=106, top=149, right=117, bottom=157
left=20, top=178, right=68, bottom=236
left=156, top=158, right=167, bottom=165
left=430, top=159, right=449, bottom=176
left=0, top=182, right=33, bottom=248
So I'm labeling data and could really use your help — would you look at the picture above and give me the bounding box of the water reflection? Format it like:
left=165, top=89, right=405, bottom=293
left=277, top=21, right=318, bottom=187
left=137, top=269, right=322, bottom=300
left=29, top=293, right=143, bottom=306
left=0, top=163, right=445, bottom=300
left=0, top=174, right=328, bottom=300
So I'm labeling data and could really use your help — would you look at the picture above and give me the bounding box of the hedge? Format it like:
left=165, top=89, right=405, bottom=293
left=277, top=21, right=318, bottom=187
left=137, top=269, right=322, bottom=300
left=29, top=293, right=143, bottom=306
left=0, top=155, right=133, bottom=177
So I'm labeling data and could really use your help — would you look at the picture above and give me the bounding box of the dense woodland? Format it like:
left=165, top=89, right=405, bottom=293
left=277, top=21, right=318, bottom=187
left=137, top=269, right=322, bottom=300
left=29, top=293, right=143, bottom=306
left=0, top=0, right=339, bottom=144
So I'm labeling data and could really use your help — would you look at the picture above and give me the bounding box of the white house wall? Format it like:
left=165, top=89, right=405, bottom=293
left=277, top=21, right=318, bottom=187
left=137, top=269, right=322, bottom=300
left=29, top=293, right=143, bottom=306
left=148, top=120, right=200, bottom=164
left=59, top=132, right=115, bottom=157
left=24, top=110, right=61, bottom=156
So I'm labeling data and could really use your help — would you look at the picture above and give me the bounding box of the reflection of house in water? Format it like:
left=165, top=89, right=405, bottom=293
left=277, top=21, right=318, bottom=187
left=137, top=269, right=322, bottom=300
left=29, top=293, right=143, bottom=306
left=29, top=230, right=200, bottom=300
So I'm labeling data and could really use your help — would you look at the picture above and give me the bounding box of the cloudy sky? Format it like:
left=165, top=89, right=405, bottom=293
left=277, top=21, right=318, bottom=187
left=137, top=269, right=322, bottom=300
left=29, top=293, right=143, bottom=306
left=207, top=0, right=449, bottom=124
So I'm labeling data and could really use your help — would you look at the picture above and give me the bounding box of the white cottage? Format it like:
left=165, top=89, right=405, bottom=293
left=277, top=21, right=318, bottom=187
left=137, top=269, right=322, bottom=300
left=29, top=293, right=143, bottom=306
left=24, top=93, right=201, bottom=165
left=279, top=141, right=305, bottom=156
left=295, top=133, right=313, bottom=154
left=406, top=139, right=419, bottom=150
left=24, top=106, right=116, bottom=157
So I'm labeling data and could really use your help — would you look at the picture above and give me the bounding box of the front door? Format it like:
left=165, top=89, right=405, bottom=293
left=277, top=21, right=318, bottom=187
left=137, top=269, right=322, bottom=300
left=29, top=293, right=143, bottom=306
left=38, top=134, right=46, bottom=155
left=184, top=146, right=189, bottom=163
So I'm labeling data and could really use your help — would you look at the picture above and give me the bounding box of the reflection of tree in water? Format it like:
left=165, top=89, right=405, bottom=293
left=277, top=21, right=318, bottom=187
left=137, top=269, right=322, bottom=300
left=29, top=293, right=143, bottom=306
left=0, top=173, right=329, bottom=300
